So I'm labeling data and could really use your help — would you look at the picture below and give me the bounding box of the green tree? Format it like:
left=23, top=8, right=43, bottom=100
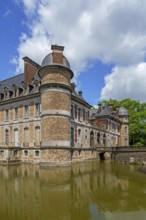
left=101, top=99, right=146, bottom=146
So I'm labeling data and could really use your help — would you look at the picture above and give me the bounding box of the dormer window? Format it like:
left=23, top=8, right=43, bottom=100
left=12, top=84, right=17, bottom=97
left=23, top=84, right=27, bottom=95
left=29, top=85, right=34, bottom=93
left=0, top=93, right=4, bottom=101
left=18, top=88, right=23, bottom=96
left=9, top=91, right=13, bottom=98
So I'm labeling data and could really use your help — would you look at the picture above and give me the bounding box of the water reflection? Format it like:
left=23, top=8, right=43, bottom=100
left=0, top=161, right=146, bottom=220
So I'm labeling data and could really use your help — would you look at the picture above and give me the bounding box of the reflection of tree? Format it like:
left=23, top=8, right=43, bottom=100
left=71, top=161, right=146, bottom=213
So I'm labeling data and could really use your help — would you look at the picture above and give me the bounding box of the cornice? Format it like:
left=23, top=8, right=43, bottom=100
left=0, top=92, right=40, bottom=106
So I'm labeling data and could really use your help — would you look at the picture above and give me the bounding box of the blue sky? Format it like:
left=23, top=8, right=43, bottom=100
left=1, top=0, right=146, bottom=106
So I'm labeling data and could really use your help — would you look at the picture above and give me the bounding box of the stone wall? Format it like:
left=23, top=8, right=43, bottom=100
left=0, top=148, right=98, bottom=165
left=114, top=152, right=146, bottom=164
left=72, top=149, right=97, bottom=163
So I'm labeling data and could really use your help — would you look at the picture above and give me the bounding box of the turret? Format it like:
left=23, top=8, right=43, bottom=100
left=38, top=45, right=74, bottom=164
left=118, top=107, right=129, bottom=146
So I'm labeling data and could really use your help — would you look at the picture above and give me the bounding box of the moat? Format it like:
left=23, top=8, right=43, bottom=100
left=0, top=161, right=146, bottom=220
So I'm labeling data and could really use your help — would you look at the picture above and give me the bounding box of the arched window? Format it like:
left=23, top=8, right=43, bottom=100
left=78, top=129, right=81, bottom=137
left=90, top=131, right=94, bottom=147
left=125, top=138, right=128, bottom=146
left=97, top=132, right=100, bottom=144
left=14, top=128, right=19, bottom=147
left=103, top=134, right=106, bottom=146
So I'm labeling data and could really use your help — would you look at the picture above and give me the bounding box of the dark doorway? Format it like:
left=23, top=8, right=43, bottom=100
left=99, top=152, right=105, bottom=160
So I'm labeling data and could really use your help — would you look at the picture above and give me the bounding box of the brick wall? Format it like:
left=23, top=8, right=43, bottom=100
left=42, top=91, right=70, bottom=111
left=42, top=117, right=70, bottom=141
left=24, top=62, right=38, bottom=84
left=41, top=71, right=71, bottom=86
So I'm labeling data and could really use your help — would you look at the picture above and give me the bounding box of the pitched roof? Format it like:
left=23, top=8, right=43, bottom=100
left=0, top=74, right=24, bottom=92
left=0, top=72, right=40, bottom=93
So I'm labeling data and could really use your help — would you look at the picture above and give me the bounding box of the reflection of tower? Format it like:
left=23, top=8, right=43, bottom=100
left=39, top=45, right=73, bottom=148
left=119, top=107, right=129, bottom=146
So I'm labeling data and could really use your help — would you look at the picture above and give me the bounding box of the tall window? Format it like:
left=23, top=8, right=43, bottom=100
left=24, top=105, right=29, bottom=118
left=24, top=127, right=29, bottom=147
left=97, top=132, right=100, bottom=144
left=35, top=103, right=40, bottom=116
left=75, top=105, right=77, bottom=119
left=71, top=127, right=74, bottom=147
left=78, top=108, right=81, bottom=121
left=90, top=131, right=94, bottom=147
left=83, top=109, right=85, bottom=121
left=5, top=129, right=9, bottom=145
left=5, top=109, right=9, bottom=121
left=71, top=105, right=74, bottom=119
left=35, top=126, right=40, bottom=146
left=15, top=107, right=18, bottom=120
left=103, top=134, right=106, bottom=146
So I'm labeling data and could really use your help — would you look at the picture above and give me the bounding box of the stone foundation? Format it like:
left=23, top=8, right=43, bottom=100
left=0, top=147, right=97, bottom=166
left=114, top=152, right=146, bottom=164
left=71, top=149, right=97, bottom=163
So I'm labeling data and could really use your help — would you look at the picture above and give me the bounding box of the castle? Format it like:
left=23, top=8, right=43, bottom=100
left=0, top=45, right=129, bottom=165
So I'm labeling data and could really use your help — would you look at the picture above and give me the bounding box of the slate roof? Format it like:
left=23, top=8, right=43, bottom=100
left=90, top=104, right=113, bottom=120
left=0, top=74, right=24, bottom=92
left=0, top=72, right=40, bottom=93
left=97, top=104, right=112, bottom=117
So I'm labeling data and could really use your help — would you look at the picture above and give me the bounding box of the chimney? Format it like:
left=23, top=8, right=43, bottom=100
left=116, top=106, right=119, bottom=117
left=78, top=90, right=82, bottom=97
left=71, top=83, right=76, bottom=93
left=98, top=103, right=102, bottom=113
left=23, top=57, right=40, bottom=84
left=51, top=45, right=64, bottom=64
left=108, top=104, right=113, bottom=112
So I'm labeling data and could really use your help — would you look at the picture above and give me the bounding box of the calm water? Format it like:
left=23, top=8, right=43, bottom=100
left=0, top=161, right=146, bottom=220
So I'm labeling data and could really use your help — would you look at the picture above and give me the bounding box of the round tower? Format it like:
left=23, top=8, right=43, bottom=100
left=38, top=45, right=73, bottom=150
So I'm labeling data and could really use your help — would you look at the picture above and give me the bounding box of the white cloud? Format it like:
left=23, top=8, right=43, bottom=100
left=101, top=63, right=146, bottom=101
left=12, top=0, right=146, bottom=100
left=15, top=0, right=38, bottom=15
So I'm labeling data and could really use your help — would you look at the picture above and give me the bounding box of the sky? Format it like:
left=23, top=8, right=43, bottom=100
left=0, top=0, right=146, bottom=106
